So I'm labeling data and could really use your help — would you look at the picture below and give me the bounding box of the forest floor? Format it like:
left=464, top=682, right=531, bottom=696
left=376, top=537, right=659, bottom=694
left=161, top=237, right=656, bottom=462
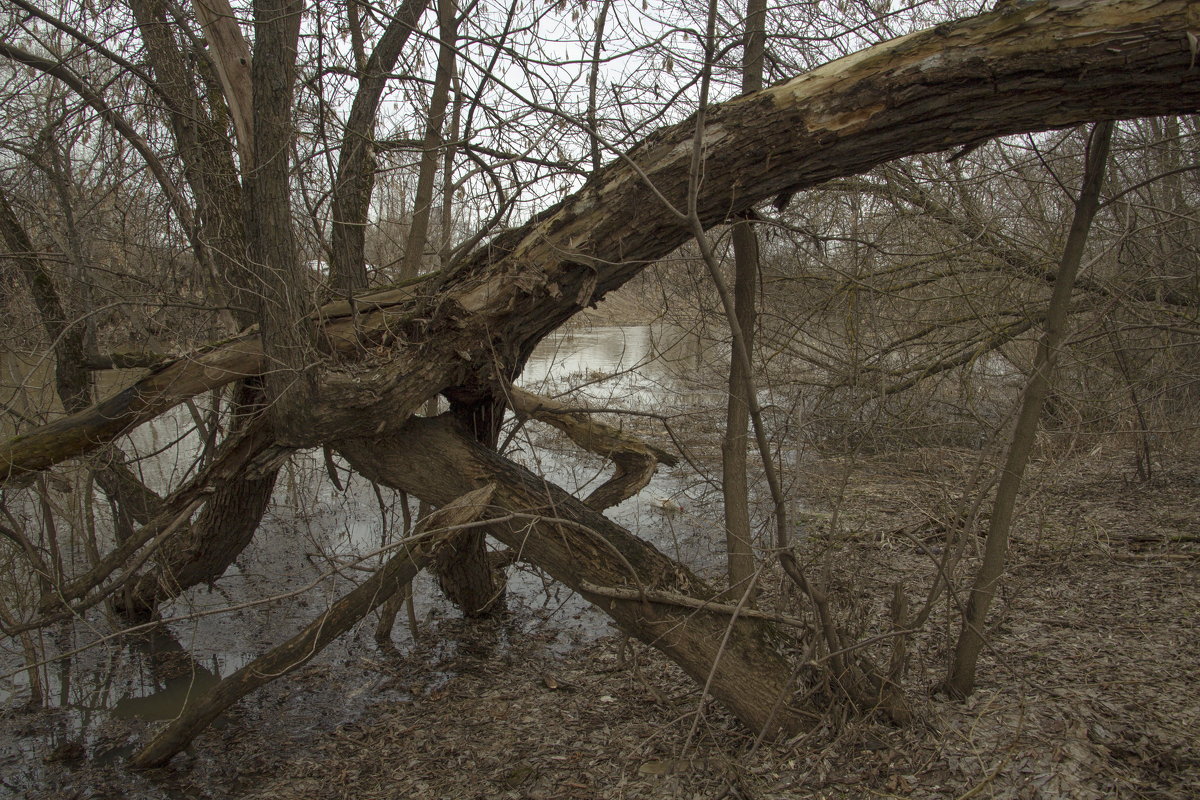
left=7, top=439, right=1199, bottom=799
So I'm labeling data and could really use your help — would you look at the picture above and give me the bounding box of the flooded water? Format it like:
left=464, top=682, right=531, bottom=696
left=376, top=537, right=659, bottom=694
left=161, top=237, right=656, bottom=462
left=0, top=325, right=723, bottom=795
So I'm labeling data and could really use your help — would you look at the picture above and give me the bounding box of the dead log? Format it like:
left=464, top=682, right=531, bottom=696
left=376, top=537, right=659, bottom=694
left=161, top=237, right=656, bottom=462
left=336, top=415, right=817, bottom=736
left=4, top=0, right=1200, bottom=480
left=131, top=484, right=497, bottom=768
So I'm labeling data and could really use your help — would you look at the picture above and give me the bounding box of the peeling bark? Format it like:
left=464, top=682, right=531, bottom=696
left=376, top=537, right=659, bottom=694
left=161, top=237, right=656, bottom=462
left=193, top=0, right=254, bottom=163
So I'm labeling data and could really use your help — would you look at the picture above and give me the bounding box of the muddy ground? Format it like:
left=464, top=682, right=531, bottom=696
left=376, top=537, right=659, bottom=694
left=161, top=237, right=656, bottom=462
left=4, top=440, right=1198, bottom=800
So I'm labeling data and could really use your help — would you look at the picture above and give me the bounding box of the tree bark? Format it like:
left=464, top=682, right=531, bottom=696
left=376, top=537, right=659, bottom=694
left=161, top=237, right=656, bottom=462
left=115, top=383, right=278, bottom=618
left=399, top=0, right=458, bottom=279
left=330, top=0, right=430, bottom=292
left=722, top=0, right=767, bottom=596
left=0, top=184, right=164, bottom=532
left=0, top=185, right=91, bottom=411
left=431, top=391, right=507, bottom=617
left=246, top=0, right=313, bottom=444
left=128, top=0, right=253, bottom=328
left=193, top=0, right=254, bottom=163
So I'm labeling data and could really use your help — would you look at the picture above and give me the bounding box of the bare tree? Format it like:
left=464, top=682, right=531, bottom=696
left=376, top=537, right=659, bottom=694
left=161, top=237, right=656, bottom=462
left=1, top=0, right=1199, bottom=763
left=946, top=120, right=1115, bottom=698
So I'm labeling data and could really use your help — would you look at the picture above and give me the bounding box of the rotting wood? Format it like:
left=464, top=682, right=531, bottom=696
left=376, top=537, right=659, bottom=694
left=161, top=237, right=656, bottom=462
left=193, top=0, right=253, bottom=163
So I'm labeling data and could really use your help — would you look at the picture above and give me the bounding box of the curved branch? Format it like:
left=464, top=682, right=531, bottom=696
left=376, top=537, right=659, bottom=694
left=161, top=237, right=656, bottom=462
left=507, top=385, right=676, bottom=511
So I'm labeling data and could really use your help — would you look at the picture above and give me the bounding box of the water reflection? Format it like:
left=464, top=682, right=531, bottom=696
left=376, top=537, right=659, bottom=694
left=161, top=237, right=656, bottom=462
left=0, top=323, right=718, bottom=791
left=519, top=323, right=718, bottom=412
left=111, top=629, right=220, bottom=723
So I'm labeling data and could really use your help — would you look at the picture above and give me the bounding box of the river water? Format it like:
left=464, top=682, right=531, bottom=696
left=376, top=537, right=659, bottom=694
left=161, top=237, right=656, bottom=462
left=0, top=325, right=722, bottom=794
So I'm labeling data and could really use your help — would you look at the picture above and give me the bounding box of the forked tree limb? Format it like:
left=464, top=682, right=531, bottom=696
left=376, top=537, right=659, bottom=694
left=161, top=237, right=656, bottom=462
left=4, top=0, right=1200, bottom=480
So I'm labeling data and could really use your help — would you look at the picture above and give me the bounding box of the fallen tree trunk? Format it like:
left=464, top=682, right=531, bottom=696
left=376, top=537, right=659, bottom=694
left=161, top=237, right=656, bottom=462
left=336, top=415, right=822, bottom=736
left=3, top=0, right=1199, bottom=481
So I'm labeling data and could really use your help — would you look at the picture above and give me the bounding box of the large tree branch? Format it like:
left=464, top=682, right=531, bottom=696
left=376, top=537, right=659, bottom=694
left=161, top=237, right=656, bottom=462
left=129, top=0, right=254, bottom=327
left=193, top=0, right=254, bottom=163
left=3, top=0, right=1200, bottom=481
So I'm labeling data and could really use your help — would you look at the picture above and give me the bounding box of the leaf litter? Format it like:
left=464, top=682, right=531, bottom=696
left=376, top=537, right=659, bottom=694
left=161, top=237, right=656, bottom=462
left=8, top=442, right=1198, bottom=799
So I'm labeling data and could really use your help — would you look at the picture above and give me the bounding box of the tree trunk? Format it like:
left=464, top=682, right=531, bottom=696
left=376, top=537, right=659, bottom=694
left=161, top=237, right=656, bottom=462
left=400, top=0, right=457, bottom=279
left=330, top=0, right=430, bottom=292
left=128, top=0, right=253, bottom=329
left=0, top=184, right=165, bottom=535
left=945, top=121, right=1114, bottom=698
left=246, top=0, right=314, bottom=444
left=337, top=415, right=809, bottom=736
left=431, top=392, right=508, bottom=617
left=116, top=383, right=278, bottom=618
left=722, top=0, right=767, bottom=596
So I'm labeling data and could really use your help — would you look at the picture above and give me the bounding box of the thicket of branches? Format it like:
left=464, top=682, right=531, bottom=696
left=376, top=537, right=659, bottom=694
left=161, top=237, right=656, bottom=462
left=0, top=0, right=1197, bottom=770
